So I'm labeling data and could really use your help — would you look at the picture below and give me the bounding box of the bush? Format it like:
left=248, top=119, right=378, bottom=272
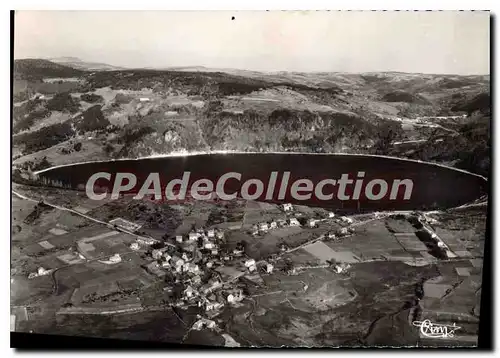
left=114, top=93, right=133, bottom=104
left=46, top=92, right=80, bottom=113
left=80, top=93, right=103, bottom=103
left=73, top=142, right=82, bottom=151
left=103, top=143, right=114, bottom=154
left=372, top=122, right=402, bottom=154
left=75, top=105, right=110, bottom=132
left=118, top=126, right=155, bottom=146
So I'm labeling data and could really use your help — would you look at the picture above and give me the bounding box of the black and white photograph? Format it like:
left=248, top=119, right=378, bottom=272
left=10, top=10, right=491, bottom=348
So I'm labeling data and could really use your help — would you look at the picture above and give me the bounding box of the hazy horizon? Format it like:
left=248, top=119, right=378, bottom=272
left=14, top=11, right=490, bottom=75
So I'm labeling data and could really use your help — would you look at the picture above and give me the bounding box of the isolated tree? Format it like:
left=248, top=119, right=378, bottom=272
left=236, top=240, right=248, bottom=252
left=373, top=123, right=399, bottom=154
left=151, top=242, right=164, bottom=250
left=73, top=142, right=82, bottom=152
left=326, top=258, right=338, bottom=267
left=283, top=259, right=294, bottom=273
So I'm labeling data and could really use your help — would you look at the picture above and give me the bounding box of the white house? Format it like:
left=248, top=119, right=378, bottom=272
left=341, top=216, right=353, bottom=224
left=328, top=212, right=335, bottom=218
left=327, top=232, right=336, bottom=240
left=226, top=289, right=244, bottom=304
left=245, top=259, right=256, bottom=268
left=265, top=263, right=274, bottom=273
left=205, top=300, right=223, bottom=311
left=130, top=242, right=140, bottom=251
left=164, top=111, right=179, bottom=117
left=283, top=203, right=293, bottom=212
left=189, top=232, right=199, bottom=241
left=244, top=259, right=256, bottom=267
left=207, top=229, right=215, bottom=238
left=204, top=242, right=215, bottom=250
left=108, top=254, right=122, bottom=263
left=176, top=235, right=183, bottom=243
left=37, top=267, right=51, bottom=276
left=289, top=218, right=300, bottom=227
left=308, top=218, right=319, bottom=228
left=334, top=263, right=351, bottom=273
left=269, top=221, right=278, bottom=229
left=259, top=223, right=269, bottom=231
left=139, top=97, right=150, bottom=102
left=184, top=286, right=195, bottom=298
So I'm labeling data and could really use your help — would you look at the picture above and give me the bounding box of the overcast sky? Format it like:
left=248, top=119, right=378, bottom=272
left=14, top=11, right=490, bottom=74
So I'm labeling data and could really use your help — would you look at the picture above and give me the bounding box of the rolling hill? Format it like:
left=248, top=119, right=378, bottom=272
left=13, top=59, right=84, bottom=80
left=11, top=59, right=491, bottom=176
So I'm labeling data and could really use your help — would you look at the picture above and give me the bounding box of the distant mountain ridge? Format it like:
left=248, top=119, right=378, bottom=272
left=49, top=57, right=125, bottom=71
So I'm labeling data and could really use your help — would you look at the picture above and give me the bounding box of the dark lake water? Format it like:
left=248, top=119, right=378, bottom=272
left=33, top=153, right=488, bottom=212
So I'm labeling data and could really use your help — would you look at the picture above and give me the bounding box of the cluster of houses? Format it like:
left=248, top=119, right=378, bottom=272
left=184, top=286, right=245, bottom=311
left=139, top=221, right=288, bottom=313
left=332, top=262, right=351, bottom=274
left=251, top=217, right=301, bottom=235
left=192, top=316, right=217, bottom=330
left=251, top=204, right=340, bottom=236
left=141, top=226, right=263, bottom=312
left=28, top=266, right=52, bottom=279
left=250, top=203, right=339, bottom=236
left=134, top=204, right=357, bottom=313
left=176, top=228, right=223, bottom=251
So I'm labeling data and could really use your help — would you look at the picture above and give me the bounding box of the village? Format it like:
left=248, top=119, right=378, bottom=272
left=125, top=202, right=357, bottom=323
